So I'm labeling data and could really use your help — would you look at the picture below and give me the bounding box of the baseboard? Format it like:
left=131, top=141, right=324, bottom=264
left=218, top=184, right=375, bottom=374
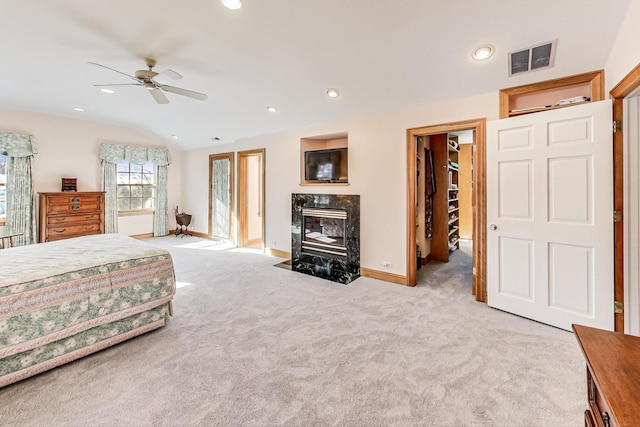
left=188, top=231, right=210, bottom=239
left=264, top=254, right=408, bottom=285
left=247, top=238, right=261, bottom=247
left=267, top=248, right=291, bottom=259
left=130, top=233, right=154, bottom=239
left=168, top=229, right=210, bottom=239
left=133, top=237, right=408, bottom=286
left=360, top=268, right=408, bottom=286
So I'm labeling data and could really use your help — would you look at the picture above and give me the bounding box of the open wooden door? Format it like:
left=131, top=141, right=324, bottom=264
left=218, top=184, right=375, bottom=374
left=487, top=100, right=614, bottom=331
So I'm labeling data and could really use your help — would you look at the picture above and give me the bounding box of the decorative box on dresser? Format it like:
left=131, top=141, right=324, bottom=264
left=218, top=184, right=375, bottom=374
left=39, top=192, right=105, bottom=242
left=573, top=324, right=640, bottom=427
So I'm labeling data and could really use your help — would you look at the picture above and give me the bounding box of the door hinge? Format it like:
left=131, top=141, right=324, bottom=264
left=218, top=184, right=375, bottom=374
left=613, top=120, right=622, bottom=133
left=614, top=300, right=623, bottom=314
left=614, top=211, right=622, bottom=223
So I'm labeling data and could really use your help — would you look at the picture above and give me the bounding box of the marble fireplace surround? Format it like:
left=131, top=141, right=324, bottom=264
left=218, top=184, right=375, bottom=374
left=291, top=193, right=360, bottom=284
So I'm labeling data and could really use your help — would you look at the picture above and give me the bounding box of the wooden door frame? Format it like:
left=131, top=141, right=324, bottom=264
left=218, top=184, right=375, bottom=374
left=208, top=152, right=235, bottom=242
left=406, top=118, right=487, bottom=301
left=610, top=63, right=640, bottom=332
left=237, top=148, right=266, bottom=248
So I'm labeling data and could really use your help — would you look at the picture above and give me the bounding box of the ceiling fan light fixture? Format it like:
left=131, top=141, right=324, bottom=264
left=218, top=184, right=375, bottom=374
left=472, top=45, right=494, bottom=61
left=222, top=0, right=242, bottom=9
left=326, top=88, right=340, bottom=98
left=266, top=105, right=277, bottom=113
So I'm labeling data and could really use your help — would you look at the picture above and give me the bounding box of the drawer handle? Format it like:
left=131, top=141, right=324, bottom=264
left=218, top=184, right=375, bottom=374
left=54, top=217, right=65, bottom=222
left=83, top=226, right=93, bottom=230
left=53, top=228, right=67, bottom=233
left=71, top=204, right=80, bottom=211
left=84, top=215, right=93, bottom=219
left=71, top=197, right=80, bottom=203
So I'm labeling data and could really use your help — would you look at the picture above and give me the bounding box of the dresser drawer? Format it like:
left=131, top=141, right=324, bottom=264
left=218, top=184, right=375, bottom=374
left=46, top=201, right=101, bottom=214
left=47, top=213, right=101, bottom=225
left=45, top=194, right=102, bottom=206
left=45, top=223, right=102, bottom=241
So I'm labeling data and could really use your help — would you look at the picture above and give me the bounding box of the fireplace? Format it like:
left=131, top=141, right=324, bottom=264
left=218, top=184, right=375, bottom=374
left=292, top=194, right=360, bottom=284
left=302, top=208, right=347, bottom=257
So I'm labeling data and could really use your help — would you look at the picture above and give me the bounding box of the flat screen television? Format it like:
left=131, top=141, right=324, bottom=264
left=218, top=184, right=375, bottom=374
left=304, top=148, right=348, bottom=183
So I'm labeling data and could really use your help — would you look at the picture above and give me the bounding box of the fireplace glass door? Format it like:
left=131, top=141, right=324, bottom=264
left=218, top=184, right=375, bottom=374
left=302, top=208, right=347, bottom=257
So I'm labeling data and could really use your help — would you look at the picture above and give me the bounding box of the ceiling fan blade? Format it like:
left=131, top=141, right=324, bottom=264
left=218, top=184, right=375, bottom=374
left=93, top=83, right=143, bottom=87
left=87, top=61, right=137, bottom=80
left=160, top=84, right=208, bottom=101
left=159, top=69, right=182, bottom=80
left=149, top=88, right=169, bottom=104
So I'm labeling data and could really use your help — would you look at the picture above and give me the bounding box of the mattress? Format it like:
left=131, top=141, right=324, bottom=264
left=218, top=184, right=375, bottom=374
left=0, top=234, right=176, bottom=387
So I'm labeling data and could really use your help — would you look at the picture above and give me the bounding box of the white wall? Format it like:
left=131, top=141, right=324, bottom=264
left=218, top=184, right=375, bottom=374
left=605, top=1, right=640, bottom=92
left=0, top=107, right=182, bottom=236
left=182, top=92, right=497, bottom=277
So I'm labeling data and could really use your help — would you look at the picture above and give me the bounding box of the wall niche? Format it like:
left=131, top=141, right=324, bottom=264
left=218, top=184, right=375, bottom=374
left=300, top=132, right=348, bottom=185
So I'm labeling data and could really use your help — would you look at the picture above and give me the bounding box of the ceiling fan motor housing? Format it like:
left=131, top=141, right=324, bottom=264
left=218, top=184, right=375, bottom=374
left=135, top=70, right=158, bottom=80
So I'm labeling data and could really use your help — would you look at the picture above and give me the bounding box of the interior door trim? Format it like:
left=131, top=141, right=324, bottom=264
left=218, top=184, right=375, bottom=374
left=406, top=118, right=486, bottom=302
left=237, top=148, right=266, bottom=249
left=611, top=63, right=640, bottom=332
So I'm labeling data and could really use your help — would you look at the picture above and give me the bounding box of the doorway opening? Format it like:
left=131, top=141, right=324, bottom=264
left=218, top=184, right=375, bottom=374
left=209, top=152, right=235, bottom=243
left=406, top=119, right=486, bottom=301
left=238, top=149, right=265, bottom=249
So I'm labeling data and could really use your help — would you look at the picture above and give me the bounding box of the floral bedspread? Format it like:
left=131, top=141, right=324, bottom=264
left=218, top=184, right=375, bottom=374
left=0, top=234, right=176, bottom=387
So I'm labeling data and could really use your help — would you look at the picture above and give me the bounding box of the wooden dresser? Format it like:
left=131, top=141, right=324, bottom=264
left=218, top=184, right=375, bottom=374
left=39, top=192, right=105, bottom=242
left=573, top=324, right=640, bottom=427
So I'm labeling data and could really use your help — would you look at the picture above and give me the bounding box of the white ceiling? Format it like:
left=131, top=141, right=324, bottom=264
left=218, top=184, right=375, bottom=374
left=0, top=0, right=630, bottom=151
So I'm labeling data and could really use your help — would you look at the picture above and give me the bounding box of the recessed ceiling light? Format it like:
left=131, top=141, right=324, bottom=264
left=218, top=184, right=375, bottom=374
left=171, top=135, right=179, bottom=139
left=211, top=137, right=221, bottom=141
left=472, top=45, right=495, bottom=61
left=73, top=107, right=85, bottom=112
left=266, top=106, right=277, bottom=113
left=326, top=88, right=340, bottom=98
left=100, top=88, right=115, bottom=94
left=222, top=0, right=241, bottom=9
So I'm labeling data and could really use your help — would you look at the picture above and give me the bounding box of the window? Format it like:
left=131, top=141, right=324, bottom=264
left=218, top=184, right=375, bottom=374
left=0, top=153, right=6, bottom=224
left=117, top=161, right=155, bottom=212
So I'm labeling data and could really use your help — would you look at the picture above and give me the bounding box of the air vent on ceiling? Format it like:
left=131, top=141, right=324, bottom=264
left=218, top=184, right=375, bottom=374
left=508, top=40, right=557, bottom=76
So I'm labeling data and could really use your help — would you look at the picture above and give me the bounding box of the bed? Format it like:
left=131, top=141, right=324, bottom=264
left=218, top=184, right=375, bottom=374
left=0, top=234, right=176, bottom=388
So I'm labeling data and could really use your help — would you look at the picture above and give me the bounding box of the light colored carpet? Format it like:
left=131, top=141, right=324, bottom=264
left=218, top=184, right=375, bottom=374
left=0, top=236, right=585, bottom=426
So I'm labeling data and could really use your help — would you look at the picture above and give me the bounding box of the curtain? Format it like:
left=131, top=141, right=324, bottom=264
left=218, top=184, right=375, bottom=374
left=99, top=143, right=171, bottom=236
left=0, top=131, right=37, bottom=246
left=153, top=164, right=169, bottom=236
left=101, top=160, right=118, bottom=233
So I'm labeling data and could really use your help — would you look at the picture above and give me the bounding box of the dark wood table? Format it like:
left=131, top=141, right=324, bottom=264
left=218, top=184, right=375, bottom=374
left=573, top=324, right=640, bottom=426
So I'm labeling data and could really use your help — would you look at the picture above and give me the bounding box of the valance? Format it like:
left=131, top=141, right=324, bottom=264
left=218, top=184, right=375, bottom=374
left=0, top=132, right=38, bottom=157
left=99, top=142, right=170, bottom=166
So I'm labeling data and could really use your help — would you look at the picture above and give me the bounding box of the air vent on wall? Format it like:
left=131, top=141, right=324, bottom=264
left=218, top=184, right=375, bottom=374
left=508, top=40, right=557, bottom=76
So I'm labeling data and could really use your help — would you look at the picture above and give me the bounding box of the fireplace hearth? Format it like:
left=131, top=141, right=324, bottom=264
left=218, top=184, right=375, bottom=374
left=291, top=193, right=360, bottom=284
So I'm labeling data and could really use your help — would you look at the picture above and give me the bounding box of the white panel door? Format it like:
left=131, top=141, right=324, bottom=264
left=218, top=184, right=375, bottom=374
left=487, top=100, right=614, bottom=331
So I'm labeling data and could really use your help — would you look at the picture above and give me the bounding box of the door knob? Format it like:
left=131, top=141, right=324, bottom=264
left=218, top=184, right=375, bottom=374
left=489, top=224, right=497, bottom=230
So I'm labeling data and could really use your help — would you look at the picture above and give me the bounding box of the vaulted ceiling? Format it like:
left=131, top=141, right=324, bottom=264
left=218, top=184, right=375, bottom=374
left=0, top=0, right=630, bottom=150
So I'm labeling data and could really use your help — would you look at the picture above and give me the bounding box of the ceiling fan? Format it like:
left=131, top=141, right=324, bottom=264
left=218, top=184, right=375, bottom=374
left=88, top=58, right=208, bottom=104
